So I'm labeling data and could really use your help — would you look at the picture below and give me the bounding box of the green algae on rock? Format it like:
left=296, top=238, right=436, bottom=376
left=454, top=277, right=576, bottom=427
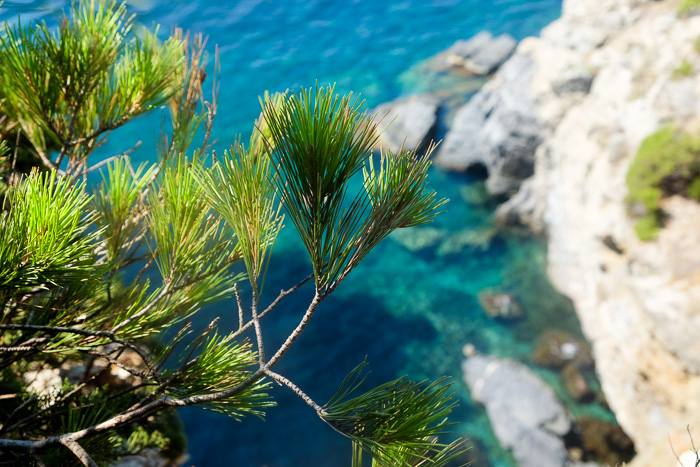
left=625, top=124, right=700, bottom=241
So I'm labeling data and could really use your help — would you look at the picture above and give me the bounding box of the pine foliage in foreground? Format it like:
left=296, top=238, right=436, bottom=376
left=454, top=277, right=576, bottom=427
left=0, top=1, right=464, bottom=465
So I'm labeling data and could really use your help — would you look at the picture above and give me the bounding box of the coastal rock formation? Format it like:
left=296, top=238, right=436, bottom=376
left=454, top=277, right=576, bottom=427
left=531, top=329, right=594, bottom=369
left=372, top=95, right=439, bottom=153
left=445, top=32, right=517, bottom=76
left=462, top=354, right=574, bottom=467
left=435, top=35, right=591, bottom=197
left=460, top=0, right=700, bottom=463
left=477, top=291, right=524, bottom=320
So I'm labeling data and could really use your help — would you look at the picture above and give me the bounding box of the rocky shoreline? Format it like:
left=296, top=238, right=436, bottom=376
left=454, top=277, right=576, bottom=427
left=376, top=0, right=700, bottom=464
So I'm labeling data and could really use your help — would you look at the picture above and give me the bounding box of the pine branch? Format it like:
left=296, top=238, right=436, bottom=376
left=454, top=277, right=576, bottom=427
left=264, top=369, right=326, bottom=415
left=59, top=437, right=97, bottom=467
left=259, top=272, right=314, bottom=317
left=111, top=284, right=171, bottom=333
left=234, top=283, right=244, bottom=330
left=251, top=289, right=265, bottom=367
left=0, top=324, right=161, bottom=384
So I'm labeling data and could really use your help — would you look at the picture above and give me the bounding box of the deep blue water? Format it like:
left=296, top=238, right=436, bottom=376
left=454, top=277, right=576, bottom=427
left=2, top=1, right=622, bottom=466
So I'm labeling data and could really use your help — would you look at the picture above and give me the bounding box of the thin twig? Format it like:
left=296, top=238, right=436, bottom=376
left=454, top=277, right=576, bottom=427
left=84, top=141, right=142, bottom=174
left=0, top=395, right=36, bottom=436
left=266, top=291, right=323, bottom=369
left=80, top=349, right=148, bottom=381
left=64, top=114, right=134, bottom=149
left=234, top=283, right=244, bottom=330
left=0, top=346, right=34, bottom=352
left=59, top=437, right=97, bottom=467
left=33, top=144, right=58, bottom=170
left=0, top=324, right=161, bottom=385
left=225, top=273, right=313, bottom=344
left=259, top=273, right=314, bottom=317
left=30, top=451, right=46, bottom=467
left=264, top=369, right=326, bottom=415
left=251, top=289, right=265, bottom=366
left=133, top=255, right=156, bottom=285
left=11, top=128, right=20, bottom=173
left=111, top=284, right=170, bottom=333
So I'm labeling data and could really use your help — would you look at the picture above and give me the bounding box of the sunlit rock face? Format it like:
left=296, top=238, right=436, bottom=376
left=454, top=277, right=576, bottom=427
left=436, top=33, right=592, bottom=198
left=372, top=95, right=440, bottom=154
left=475, top=0, right=700, bottom=462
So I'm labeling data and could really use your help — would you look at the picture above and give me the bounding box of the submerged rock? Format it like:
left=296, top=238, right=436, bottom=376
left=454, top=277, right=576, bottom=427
left=446, top=32, right=517, bottom=75
left=463, top=354, right=574, bottom=467
left=531, top=329, right=594, bottom=369
left=577, top=417, right=635, bottom=466
left=562, top=364, right=594, bottom=403
left=372, top=95, right=439, bottom=154
left=390, top=226, right=446, bottom=251
left=477, top=291, right=523, bottom=320
left=459, top=182, right=493, bottom=206
left=437, top=226, right=497, bottom=256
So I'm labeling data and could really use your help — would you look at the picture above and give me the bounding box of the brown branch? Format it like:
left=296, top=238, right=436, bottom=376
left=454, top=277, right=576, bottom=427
left=11, top=128, right=20, bottom=173
left=224, top=273, right=313, bottom=345
left=196, top=101, right=216, bottom=157
left=264, top=369, right=326, bottom=415
left=234, top=283, right=244, bottom=330
left=83, top=140, right=142, bottom=175
left=80, top=349, right=148, bottom=381
left=0, top=394, right=36, bottom=436
left=64, top=113, right=135, bottom=149
left=259, top=273, right=314, bottom=317
left=266, top=291, right=323, bottom=369
left=251, top=289, right=265, bottom=366
left=0, top=324, right=161, bottom=385
left=0, top=280, right=325, bottom=461
left=59, top=437, right=97, bottom=467
left=30, top=451, right=47, bottom=467
left=0, top=346, right=34, bottom=352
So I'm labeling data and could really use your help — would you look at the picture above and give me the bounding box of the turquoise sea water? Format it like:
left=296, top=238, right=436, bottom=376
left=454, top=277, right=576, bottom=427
left=2, top=1, right=622, bottom=465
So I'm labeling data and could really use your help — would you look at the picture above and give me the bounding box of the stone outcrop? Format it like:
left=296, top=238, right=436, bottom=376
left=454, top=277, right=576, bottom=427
left=477, top=291, right=524, bottom=320
left=531, top=329, right=594, bottom=369
left=445, top=32, right=517, bottom=75
left=462, top=353, right=576, bottom=467
left=372, top=95, right=439, bottom=153
left=453, top=0, right=700, bottom=463
left=435, top=34, right=592, bottom=197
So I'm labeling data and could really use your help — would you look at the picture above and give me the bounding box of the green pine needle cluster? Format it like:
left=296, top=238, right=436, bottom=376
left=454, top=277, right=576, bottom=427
left=262, top=85, right=447, bottom=293
left=0, top=0, right=183, bottom=171
left=0, top=170, right=100, bottom=290
left=323, top=360, right=464, bottom=466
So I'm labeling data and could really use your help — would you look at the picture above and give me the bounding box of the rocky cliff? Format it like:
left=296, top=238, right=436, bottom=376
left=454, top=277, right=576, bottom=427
left=440, top=0, right=700, bottom=463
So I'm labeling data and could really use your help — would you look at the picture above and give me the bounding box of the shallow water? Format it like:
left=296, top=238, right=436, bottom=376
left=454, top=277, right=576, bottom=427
left=2, top=1, right=624, bottom=465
